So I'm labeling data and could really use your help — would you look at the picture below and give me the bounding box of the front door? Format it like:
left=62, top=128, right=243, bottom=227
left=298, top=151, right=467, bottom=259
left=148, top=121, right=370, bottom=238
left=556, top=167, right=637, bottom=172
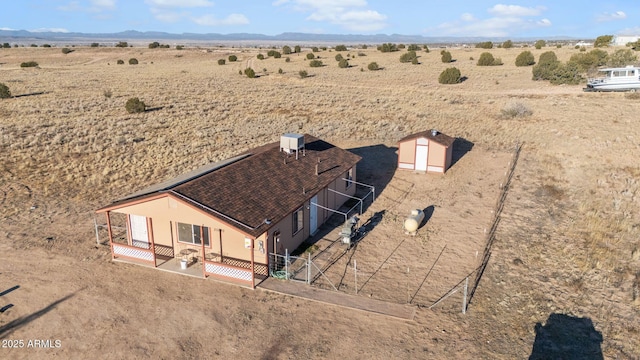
left=415, top=145, right=428, bottom=171
left=130, top=214, right=149, bottom=248
left=310, top=195, right=318, bottom=235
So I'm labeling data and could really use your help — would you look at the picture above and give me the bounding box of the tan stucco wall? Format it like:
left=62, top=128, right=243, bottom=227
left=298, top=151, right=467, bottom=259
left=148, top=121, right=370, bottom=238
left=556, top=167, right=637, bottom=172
left=112, top=196, right=258, bottom=263
left=398, top=140, right=416, bottom=164
left=427, top=142, right=446, bottom=167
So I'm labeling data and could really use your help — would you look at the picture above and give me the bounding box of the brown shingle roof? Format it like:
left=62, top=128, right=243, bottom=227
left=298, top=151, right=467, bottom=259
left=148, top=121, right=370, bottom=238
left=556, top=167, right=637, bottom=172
left=98, top=135, right=361, bottom=237
left=398, top=129, right=455, bottom=147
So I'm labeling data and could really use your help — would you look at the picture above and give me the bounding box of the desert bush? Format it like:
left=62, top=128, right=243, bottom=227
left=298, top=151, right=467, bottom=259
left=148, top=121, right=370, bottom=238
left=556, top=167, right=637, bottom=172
left=338, top=59, right=349, bottom=68
left=125, top=97, right=146, bottom=114
left=358, top=52, right=366, bottom=56
left=400, top=50, right=417, bottom=63
left=515, top=51, right=535, bottom=66
left=607, top=49, right=638, bottom=67
left=477, top=52, right=502, bottom=66
left=285, top=57, right=290, bottom=62
left=149, top=42, right=160, bottom=49
left=367, top=62, right=379, bottom=71
left=272, top=51, right=281, bottom=59
left=407, top=44, right=420, bottom=51
left=440, top=50, right=452, bottom=63
left=320, top=46, right=327, bottom=51
left=423, top=44, right=429, bottom=53
left=397, top=44, right=405, bottom=49
left=628, top=39, right=640, bottom=51
left=176, top=45, right=184, bottom=50
left=129, top=58, right=138, bottom=65
left=569, top=49, right=608, bottom=72
left=0, top=83, right=11, bottom=99
left=624, top=92, right=640, bottom=100
left=309, top=60, right=323, bottom=67
left=216, top=58, right=225, bottom=65
left=267, top=50, right=276, bottom=57
left=335, top=45, right=347, bottom=51
left=244, top=67, right=256, bottom=78
left=117, top=59, right=124, bottom=65
left=438, top=67, right=461, bottom=84
left=61, top=48, right=73, bottom=54
left=306, top=53, right=315, bottom=60
left=549, top=62, right=583, bottom=85
left=311, top=47, right=319, bottom=52
left=294, top=45, right=301, bottom=53
left=334, top=53, right=343, bottom=61
left=2, top=43, right=10, bottom=48
left=91, top=42, right=99, bottom=47
left=103, top=89, right=112, bottom=98
left=476, top=41, right=493, bottom=49
left=579, top=46, right=586, bottom=52
left=283, top=45, right=292, bottom=54
left=556, top=44, right=562, bottom=48
left=278, top=68, right=283, bottom=74
left=532, top=51, right=559, bottom=81
left=257, top=54, right=264, bottom=60
left=594, top=35, right=613, bottom=48
left=361, top=45, right=367, bottom=49
left=228, top=55, right=237, bottom=62
left=534, top=40, right=546, bottom=49
left=30, top=44, right=37, bottom=47
left=411, top=58, right=419, bottom=65
left=20, top=61, right=38, bottom=68
left=501, top=102, right=533, bottom=118
left=378, top=43, right=398, bottom=52
left=115, top=41, right=128, bottom=48
left=502, top=40, right=513, bottom=49
left=42, top=44, right=51, bottom=48
left=298, top=70, right=308, bottom=79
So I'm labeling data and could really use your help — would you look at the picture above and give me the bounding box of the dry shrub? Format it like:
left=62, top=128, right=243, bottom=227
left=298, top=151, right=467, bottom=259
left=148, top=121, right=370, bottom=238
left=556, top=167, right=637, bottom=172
left=0, top=82, right=11, bottom=99
left=125, top=97, right=146, bottom=113
left=501, top=102, right=533, bottom=118
left=625, top=92, right=640, bottom=100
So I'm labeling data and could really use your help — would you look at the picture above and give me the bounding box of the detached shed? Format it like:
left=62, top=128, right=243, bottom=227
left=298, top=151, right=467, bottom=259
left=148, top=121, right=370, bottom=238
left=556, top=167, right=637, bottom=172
left=397, top=129, right=455, bottom=174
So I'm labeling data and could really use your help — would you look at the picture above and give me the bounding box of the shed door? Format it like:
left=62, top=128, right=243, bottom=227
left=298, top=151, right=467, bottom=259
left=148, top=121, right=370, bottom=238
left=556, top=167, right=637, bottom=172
left=416, top=145, right=428, bottom=171
left=310, top=195, right=318, bottom=235
left=130, top=214, right=149, bottom=246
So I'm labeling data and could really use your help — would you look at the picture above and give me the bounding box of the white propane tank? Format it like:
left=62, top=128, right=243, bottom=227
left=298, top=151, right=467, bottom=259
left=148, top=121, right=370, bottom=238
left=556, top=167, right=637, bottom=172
left=404, top=209, right=425, bottom=235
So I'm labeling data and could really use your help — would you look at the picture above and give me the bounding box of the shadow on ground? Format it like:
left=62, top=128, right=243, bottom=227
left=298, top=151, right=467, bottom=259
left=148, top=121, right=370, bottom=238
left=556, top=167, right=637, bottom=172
left=451, top=137, right=474, bottom=168
left=529, top=313, right=603, bottom=360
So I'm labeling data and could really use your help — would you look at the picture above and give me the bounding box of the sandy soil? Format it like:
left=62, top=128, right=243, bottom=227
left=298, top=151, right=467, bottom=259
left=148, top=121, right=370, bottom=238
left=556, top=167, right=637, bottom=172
left=1, top=44, right=639, bottom=359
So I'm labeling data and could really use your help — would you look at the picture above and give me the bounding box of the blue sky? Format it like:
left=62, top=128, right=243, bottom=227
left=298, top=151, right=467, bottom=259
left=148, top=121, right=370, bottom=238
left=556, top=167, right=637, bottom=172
left=2, top=1, right=639, bottom=38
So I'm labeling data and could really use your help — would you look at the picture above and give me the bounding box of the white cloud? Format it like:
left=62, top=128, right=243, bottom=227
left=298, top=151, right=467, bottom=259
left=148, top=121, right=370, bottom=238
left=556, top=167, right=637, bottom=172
left=0, top=27, right=17, bottom=31
left=31, top=28, right=70, bottom=33
left=434, top=4, right=551, bottom=36
left=274, top=0, right=387, bottom=32
left=488, top=4, right=544, bottom=17
left=617, top=27, right=640, bottom=36
left=596, top=11, right=626, bottom=22
left=91, top=0, right=116, bottom=8
left=145, top=0, right=213, bottom=8
left=193, top=13, right=249, bottom=26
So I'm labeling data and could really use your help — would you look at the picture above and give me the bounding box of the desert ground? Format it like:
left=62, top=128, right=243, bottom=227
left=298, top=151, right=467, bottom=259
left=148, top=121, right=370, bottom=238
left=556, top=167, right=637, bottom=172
left=0, top=43, right=639, bottom=359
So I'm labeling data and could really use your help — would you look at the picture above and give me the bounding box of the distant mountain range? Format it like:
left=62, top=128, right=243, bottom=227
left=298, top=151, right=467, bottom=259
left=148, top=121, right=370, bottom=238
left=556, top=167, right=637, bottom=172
left=0, top=29, right=582, bottom=45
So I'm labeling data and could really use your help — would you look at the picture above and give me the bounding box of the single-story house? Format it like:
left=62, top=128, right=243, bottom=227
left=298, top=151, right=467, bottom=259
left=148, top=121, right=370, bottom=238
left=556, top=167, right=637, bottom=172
left=96, top=134, right=362, bottom=288
left=397, top=129, right=455, bottom=174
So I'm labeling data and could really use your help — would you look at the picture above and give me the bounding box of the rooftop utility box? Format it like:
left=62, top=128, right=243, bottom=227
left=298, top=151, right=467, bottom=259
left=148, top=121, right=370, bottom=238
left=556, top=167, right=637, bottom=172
left=280, top=133, right=305, bottom=154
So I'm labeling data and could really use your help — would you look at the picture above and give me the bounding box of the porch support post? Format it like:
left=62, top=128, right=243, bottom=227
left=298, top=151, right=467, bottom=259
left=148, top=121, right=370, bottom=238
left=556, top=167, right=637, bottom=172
left=106, top=211, right=114, bottom=260
left=148, top=218, right=157, bottom=267
left=251, top=238, right=255, bottom=289
left=219, top=229, right=223, bottom=262
left=201, top=226, right=206, bottom=279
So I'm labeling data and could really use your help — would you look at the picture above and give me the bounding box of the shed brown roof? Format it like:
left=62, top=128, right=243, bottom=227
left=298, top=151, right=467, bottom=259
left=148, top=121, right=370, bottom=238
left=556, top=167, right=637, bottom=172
left=98, top=135, right=361, bottom=237
left=398, top=129, right=455, bottom=148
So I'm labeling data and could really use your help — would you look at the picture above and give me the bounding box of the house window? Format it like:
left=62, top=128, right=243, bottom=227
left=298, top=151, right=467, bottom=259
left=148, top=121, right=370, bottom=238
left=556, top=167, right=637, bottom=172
left=177, top=222, right=210, bottom=246
left=345, top=168, right=354, bottom=189
left=292, top=207, right=303, bottom=235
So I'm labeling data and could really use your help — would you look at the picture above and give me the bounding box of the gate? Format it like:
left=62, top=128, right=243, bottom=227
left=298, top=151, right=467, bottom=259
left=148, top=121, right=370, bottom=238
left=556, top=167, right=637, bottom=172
left=268, top=250, right=337, bottom=290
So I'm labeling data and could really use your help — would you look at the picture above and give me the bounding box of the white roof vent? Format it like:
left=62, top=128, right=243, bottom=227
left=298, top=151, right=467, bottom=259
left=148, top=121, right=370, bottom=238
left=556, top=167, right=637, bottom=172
left=431, top=129, right=438, bottom=136
left=280, top=133, right=305, bottom=159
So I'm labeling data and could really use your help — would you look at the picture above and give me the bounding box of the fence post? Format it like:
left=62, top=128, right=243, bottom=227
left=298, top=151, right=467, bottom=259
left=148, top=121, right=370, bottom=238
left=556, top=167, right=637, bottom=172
left=94, top=217, right=100, bottom=245
left=285, top=248, right=289, bottom=280
left=354, top=259, right=358, bottom=295
left=308, top=252, right=311, bottom=284
left=462, top=277, right=468, bottom=314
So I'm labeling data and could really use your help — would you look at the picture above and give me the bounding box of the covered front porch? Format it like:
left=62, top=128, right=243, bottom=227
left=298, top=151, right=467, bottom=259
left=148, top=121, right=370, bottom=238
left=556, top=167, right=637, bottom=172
left=96, top=211, right=268, bottom=288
